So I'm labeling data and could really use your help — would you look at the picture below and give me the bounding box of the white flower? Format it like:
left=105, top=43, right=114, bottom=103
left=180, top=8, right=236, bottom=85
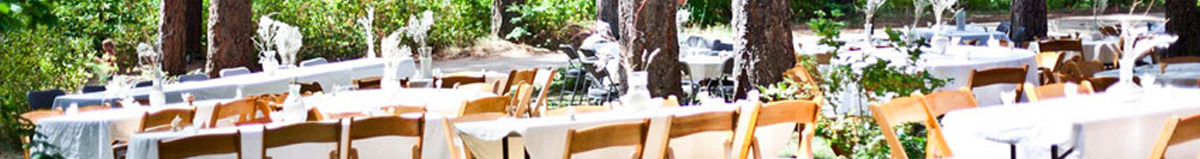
left=273, top=24, right=303, bottom=66
left=380, top=29, right=412, bottom=59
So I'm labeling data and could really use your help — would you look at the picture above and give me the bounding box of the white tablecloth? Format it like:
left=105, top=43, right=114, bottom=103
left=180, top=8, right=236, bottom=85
left=52, top=58, right=414, bottom=108
left=1080, top=38, right=1120, bottom=64
left=681, top=56, right=730, bottom=79
left=913, top=26, right=1010, bottom=44
left=124, top=89, right=494, bottom=159
left=454, top=103, right=801, bottom=159
left=942, top=88, right=1200, bottom=159
left=836, top=46, right=1039, bottom=106
left=1094, top=63, right=1200, bottom=88
left=33, top=100, right=229, bottom=159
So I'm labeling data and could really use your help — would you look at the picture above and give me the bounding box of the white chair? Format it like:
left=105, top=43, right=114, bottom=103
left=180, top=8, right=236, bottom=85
left=300, top=58, right=329, bottom=67
left=219, top=67, right=251, bottom=77
left=177, top=74, right=210, bottom=83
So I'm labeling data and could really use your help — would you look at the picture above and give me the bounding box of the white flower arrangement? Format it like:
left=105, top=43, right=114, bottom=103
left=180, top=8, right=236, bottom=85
left=930, top=0, right=957, bottom=27
left=912, top=0, right=930, bottom=27
left=380, top=28, right=412, bottom=59
left=357, top=7, right=377, bottom=58
left=254, top=14, right=304, bottom=71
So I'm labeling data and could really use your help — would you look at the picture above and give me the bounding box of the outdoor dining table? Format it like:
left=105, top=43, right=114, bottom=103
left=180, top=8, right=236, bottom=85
left=33, top=100, right=229, bottom=159
left=37, top=88, right=491, bottom=159
left=452, top=102, right=800, bottom=159
left=941, top=87, right=1200, bottom=159
left=681, top=55, right=731, bottom=80
left=912, top=25, right=1010, bottom=44
left=1093, top=63, right=1200, bottom=88
left=51, top=58, right=414, bottom=109
left=830, top=46, right=1039, bottom=107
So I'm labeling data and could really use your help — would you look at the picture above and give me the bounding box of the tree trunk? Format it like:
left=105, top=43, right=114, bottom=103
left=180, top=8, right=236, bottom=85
left=492, top=0, right=526, bottom=38
left=1010, top=0, right=1047, bottom=42
left=160, top=0, right=204, bottom=76
left=597, top=0, right=620, bottom=39
left=1163, top=0, right=1200, bottom=58
left=206, top=0, right=256, bottom=77
left=619, top=0, right=683, bottom=98
left=731, top=0, right=797, bottom=99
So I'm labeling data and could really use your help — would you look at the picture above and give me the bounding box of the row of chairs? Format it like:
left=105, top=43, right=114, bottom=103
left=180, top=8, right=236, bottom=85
left=157, top=115, right=424, bottom=159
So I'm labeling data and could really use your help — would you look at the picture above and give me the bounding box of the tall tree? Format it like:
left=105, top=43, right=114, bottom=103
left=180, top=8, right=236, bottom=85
left=206, top=0, right=256, bottom=77
left=731, top=0, right=797, bottom=99
left=619, top=0, right=684, bottom=98
left=493, top=0, right=526, bottom=38
left=597, top=0, right=620, bottom=39
left=1010, top=0, right=1047, bottom=42
left=1163, top=0, right=1200, bottom=57
left=160, top=0, right=205, bottom=76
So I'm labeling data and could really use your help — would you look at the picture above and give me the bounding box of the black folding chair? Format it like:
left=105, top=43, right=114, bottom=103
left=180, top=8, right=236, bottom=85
left=27, top=89, right=65, bottom=110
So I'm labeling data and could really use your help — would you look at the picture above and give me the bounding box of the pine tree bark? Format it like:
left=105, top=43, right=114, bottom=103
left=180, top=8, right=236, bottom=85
left=731, top=0, right=797, bottom=99
left=597, top=0, right=620, bottom=39
left=1163, top=0, right=1200, bottom=58
left=492, top=0, right=526, bottom=38
left=206, top=0, right=256, bottom=77
left=619, top=0, right=683, bottom=98
left=160, top=0, right=204, bottom=76
left=1010, top=0, right=1048, bottom=42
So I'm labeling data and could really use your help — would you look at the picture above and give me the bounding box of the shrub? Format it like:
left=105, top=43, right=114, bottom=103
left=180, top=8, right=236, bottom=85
left=506, top=0, right=596, bottom=47
left=0, top=27, right=96, bottom=151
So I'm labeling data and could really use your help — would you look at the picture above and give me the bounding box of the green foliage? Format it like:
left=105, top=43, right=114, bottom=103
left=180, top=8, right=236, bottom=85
left=0, top=27, right=95, bottom=151
left=0, top=0, right=59, bottom=32
left=682, top=0, right=732, bottom=26
left=756, top=78, right=819, bottom=102
left=506, top=0, right=595, bottom=47
left=815, top=116, right=927, bottom=159
left=254, top=0, right=493, bottom=60
left=808, top=10, right=847, bottom=56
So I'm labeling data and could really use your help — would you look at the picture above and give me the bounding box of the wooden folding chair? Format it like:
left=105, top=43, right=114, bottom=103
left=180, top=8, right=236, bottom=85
left=662, top=109, right=738, bottom=159
left=1159, top=56, right=1200, bottom=74
left=1086, top=77, right=1140, bottom=92
left=298, top=81, right=324, bottom=96
left=210, top=98, right=273, bottom=128
left=544, top=105, right=613, bottom=116
left=869, top=95, right=952, bottom=159
left=1023, top=81, right=1096, bottom=102
left=438, top=74, right=487, bottom=89
left=968, top=65, right=1029, bottom=104
left=507, top=83, right=536, bottom=117
left=502, top=68, right=539, bottom=94
left=140, top=108, right=196, bottom=133
left=921, top=88, right=979, bottom=118
left=262, top=121, right=342, bottom=159
left=734, top=100, right=821, bottom=159
left=460, top=96, right=511, bottom=116
left=158, top=131, right=241, bottom=159
left=349, top=115, right=425, bottom=159
left=1149, top=113, right=1200, bottom=159
left=662, top=96, right=680, bottom=108
left=384, top=105, right=428, bottom=116
left=79, top=105, right=113, bottom=112
left=354, top=76, right=384, bottom=90
left=563, top=119, right=651, bottom=159
left=20, top=109, right=63, bottom=124
left=532, top=69, right=558, bottom=117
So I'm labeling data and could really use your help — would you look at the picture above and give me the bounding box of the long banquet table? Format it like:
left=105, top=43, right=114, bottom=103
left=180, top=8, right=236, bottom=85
left=942, top=87, right=1200, bottom=158
left=37, top=88, right=491, bottom=159
left=453, top=102, right=802, bottom=159
left=834, top=46, right=1039, bottom=106
left=1094, top=63, right=1200, bottom=88
left=52, top=58, right=414, bottom=109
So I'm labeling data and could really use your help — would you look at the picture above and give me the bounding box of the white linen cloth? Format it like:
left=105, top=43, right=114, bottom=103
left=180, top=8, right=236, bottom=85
left=834, top=46, right=1039, bottom=107
left=913, top=25, right=1010, bottom=44
left=33, top=100, right=228, bottom=159
left=1080, top=38, right=1120, bottom=64
left=52, top=58, right=414, bottom=109
left=681, top=56, right=731, bottom=79
left=1093, top=63, right=1200, bottom=88
left=454, top=103, right=801, bottom=159
left=941, top=88, right=1200, bottom=159
left=124, top=89, right=494, bottom=159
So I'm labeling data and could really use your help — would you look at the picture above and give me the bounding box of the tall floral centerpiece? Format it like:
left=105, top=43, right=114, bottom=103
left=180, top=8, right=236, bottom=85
left=136, top=43, right=166, bottom=106
left=912, top=0, right=930, bottom=27
left=406, top=11, right=435, bottom=78
left=1092, top=0, right=1108, bottom=30
left=254, top=14, right=303, bottom=74
left=929, top=0, right=957, bottom=31
left=380, top=27, right=413, bottom=90
left=357, top=7, right=377, bottom=58
left=863, top=0, right=887, bottom=42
